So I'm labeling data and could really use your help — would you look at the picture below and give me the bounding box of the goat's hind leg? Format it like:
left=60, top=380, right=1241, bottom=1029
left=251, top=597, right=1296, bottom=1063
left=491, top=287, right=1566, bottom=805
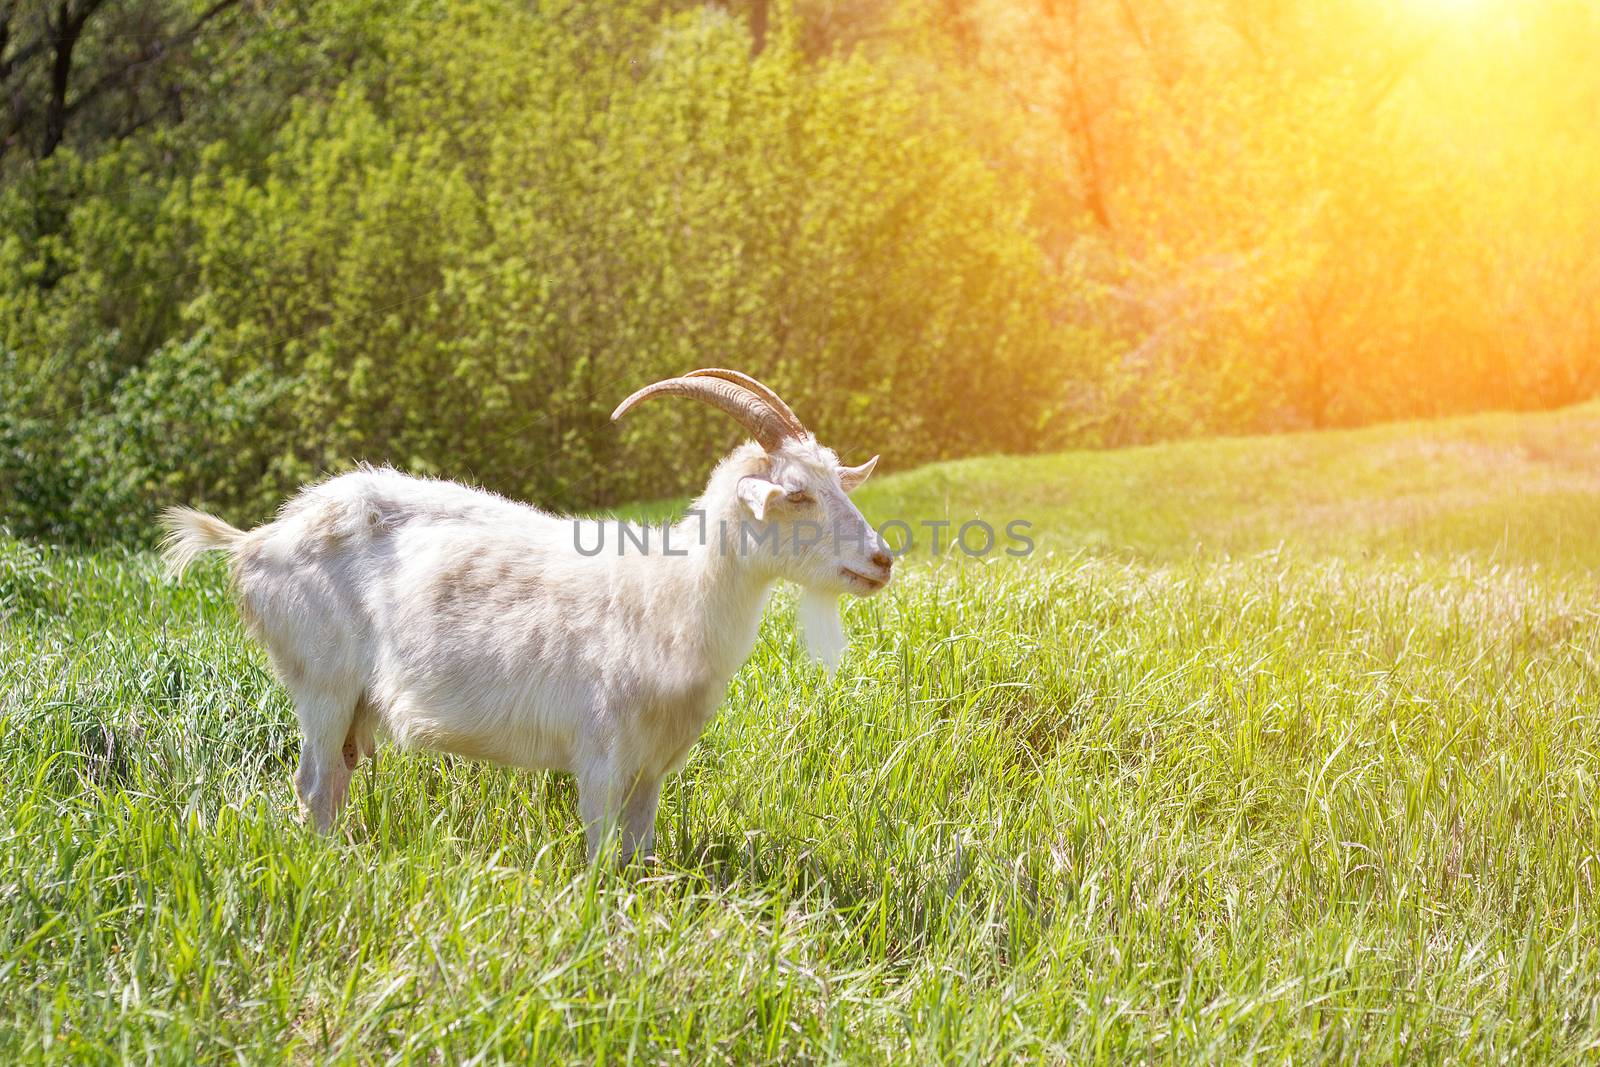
left=291, top=685, right=360, bottom=833
left=344, top=695, right=379, bottom=771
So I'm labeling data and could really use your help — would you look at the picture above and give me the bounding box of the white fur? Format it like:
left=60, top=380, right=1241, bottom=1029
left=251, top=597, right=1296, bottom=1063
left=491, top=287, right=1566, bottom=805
left=161, top=437, right=889, bottom=863
left=798, top=589, right=847, bottom=674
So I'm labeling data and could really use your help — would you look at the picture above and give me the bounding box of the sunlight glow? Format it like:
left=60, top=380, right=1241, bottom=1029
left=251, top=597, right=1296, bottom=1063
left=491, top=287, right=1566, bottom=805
left=1409, top=0, right=1487, bottom=17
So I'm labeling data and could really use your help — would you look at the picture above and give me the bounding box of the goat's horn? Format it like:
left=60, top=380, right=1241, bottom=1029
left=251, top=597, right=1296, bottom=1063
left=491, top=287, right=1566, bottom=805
left=611, top=374, right=798, bottom=452
left=683, top=368, right=807, bottom=437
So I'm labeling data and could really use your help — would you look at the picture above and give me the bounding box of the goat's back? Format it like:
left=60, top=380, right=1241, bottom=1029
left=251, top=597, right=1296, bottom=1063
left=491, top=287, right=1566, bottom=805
left=229, top=468, right=625, bottom=766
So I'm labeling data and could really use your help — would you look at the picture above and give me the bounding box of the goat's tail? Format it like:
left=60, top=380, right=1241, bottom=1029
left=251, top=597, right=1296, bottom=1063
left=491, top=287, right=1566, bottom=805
left=160, top=506, right=246, bottom=579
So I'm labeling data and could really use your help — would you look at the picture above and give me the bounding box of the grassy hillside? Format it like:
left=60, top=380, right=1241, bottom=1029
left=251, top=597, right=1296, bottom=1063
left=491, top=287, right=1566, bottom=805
left=862, top=401, right=1600, bottom=569
left=5, top=405, right=1600, bottom=1062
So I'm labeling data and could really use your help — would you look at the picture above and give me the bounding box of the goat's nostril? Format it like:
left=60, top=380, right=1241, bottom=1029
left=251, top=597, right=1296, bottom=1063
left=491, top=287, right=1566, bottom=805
left=870, top=550, right=893, bottom=570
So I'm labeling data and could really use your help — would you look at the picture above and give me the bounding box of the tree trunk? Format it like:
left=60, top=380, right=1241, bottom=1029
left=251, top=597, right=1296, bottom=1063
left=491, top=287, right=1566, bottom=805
left=1061, top=0, right=1111, bottom=230
left=749, top=0, right=768, bottom=56
left=41, top=1, right=87, bottom=158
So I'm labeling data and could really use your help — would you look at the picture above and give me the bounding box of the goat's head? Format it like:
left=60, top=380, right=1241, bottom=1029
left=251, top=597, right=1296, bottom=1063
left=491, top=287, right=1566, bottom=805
left=613, top=369, right=892, bottom=666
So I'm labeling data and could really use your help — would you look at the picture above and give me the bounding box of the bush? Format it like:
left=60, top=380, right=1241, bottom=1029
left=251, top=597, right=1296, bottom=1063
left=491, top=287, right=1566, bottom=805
left=0, top=0, right=1081, bottom=540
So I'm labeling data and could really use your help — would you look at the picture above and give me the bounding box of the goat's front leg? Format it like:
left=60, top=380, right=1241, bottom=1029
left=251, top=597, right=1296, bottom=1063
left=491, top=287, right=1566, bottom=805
left=620, top=774, right=664, bottom=865
left=577, top=757, right=663, bottom=866
left=577, top=757, right=624, bottom=864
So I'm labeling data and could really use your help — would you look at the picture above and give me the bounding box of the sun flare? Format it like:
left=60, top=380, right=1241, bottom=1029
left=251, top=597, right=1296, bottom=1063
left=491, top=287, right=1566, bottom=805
left=1409, top=0, right=1488, bottom=17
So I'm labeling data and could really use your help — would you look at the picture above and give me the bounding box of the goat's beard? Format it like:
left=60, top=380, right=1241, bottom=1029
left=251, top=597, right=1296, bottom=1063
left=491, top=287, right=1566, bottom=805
left=798, top=588, right=846, bottom=674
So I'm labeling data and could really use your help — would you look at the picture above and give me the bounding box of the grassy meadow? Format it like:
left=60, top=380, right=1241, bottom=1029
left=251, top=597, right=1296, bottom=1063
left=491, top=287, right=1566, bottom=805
left=6, top=404, right=1600, bottom=1062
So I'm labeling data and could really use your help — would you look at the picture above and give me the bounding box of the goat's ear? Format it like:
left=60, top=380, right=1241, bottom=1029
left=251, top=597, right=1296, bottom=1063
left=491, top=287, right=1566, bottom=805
left=736, top=476, right=785, bottom=520
left=838, top=455, right=878, bottom=493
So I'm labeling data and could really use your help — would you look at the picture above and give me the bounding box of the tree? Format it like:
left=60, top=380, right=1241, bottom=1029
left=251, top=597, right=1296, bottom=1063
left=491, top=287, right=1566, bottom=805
left=1, top=0, right=243, bottom=164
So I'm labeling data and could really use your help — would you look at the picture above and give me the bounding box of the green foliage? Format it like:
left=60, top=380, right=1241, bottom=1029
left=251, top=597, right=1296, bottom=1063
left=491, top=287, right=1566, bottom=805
left=9, top=0, right=1597, bottom=545
left=72, top=333, right=295, bottom=542
left=0, top=0, right=1077, bottom=541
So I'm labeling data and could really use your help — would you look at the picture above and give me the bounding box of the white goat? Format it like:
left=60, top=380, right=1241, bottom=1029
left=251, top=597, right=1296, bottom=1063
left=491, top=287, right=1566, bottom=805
left=162, top=369, right=892, bottom=863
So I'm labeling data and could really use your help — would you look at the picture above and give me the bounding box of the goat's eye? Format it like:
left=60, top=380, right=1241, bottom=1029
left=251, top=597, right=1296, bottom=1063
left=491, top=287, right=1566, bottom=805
left=786, top=490, right=814, bottom=505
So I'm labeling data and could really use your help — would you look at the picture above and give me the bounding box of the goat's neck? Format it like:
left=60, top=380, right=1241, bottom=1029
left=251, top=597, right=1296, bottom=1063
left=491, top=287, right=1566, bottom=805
left=662, top=508, right=774, bottom=681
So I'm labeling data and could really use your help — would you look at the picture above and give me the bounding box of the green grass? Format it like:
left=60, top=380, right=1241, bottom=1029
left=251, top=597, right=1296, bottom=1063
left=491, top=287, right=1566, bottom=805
left=6, top=404, right=1600, bottom=1063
